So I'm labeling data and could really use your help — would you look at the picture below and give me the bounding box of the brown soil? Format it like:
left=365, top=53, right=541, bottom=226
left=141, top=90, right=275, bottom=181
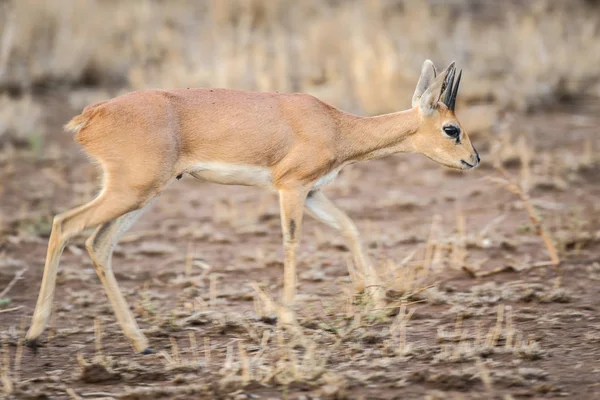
left=1, top=94, right=599, bottom=399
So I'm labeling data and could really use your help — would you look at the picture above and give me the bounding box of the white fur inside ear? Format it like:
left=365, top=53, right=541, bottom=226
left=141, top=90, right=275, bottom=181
left=412, top=60, right=437, bottom=108
left=418, top=69, right=448, bottom=115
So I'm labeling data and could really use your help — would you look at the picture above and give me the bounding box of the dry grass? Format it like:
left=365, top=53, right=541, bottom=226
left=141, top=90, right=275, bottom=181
left=0, top=94, right=43, bottom=148
left=1, top=0, right=599, bottom=118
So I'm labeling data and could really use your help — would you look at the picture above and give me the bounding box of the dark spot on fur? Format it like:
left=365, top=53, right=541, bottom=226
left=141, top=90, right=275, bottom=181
left=176, top=174, right=183, bottom=180
left=307, top=190, right=317, bottom=199
left=289, top=219, right=296, bottom=239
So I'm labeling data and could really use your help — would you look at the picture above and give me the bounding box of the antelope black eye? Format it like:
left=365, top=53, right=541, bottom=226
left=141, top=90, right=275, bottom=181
left=443, top=125, right=460, bottom=139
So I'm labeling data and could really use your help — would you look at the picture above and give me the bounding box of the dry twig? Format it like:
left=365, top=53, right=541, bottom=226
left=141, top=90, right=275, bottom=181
left=490, top=158, right=560, bottom=266
left=0, top=268, right=28, bottom=299
left=0, top=306, right=22, bottom=314
left=478, top=148, right=561, bottom=280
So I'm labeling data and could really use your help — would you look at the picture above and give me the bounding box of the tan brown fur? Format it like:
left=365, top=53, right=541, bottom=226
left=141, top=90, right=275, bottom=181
left=26, top=60, right=479, bottom=353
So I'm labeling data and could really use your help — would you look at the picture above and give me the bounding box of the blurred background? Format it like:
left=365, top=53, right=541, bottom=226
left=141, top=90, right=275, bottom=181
left=2, top=0, right=600, bottom=122
left=1, top=1, right=600, bottom=398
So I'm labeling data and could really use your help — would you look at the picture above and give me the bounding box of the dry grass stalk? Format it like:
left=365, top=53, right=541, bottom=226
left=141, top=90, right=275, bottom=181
left=13, top=317, right=24, bottom=383
left=194, top=296, right=209, bottom=313
left=517, top=136, right=533, bottom=194
left=250, top=283, right=278, bottom=316
left=454, top=313, right=464, bottom=340
left=254, top=248, right=266, bottom=268
left=209, top=274, right=218, bottom=307
left=66, top=387, right=83, bottom=400
left=0, top=306, right=23, bottom=314
left=582, top=137, right=594, bottom=166
left=474, top=321, right=484, bottom=348
left=389, top=303, right=415, bottom=355
left=466, top=260, right=557, bottom=278
left=479, top=214, right=506, bottom=240
left=1, top=335, right=12, bottom=395
left=138, top=280, right=156, bottom=321
left=514, top=332, right=524, bottom=350
left=184, top=241, right=193, bottom=277
left=343, top=287, right=358, bottom=319
left=238, top=341, right=251, bottom=384
left=491, top=304, right=505, bottom=347
left=252, top=295, right=264, bottom=319
left=504, top=306, right=514, bottom=349
left=222, top=343, right=234, bottom=373
left=345, top=255, right=364, bottom=293
left=387, top=247, right=422, bottom=295
left=204, top=337, right=211, bottom=366
left=450, top=203, right=467, bottom=271
left=94, top=317, right=103, bottom=356
left=81, top=391, right=118, bottom=398
left=0, top=267, right=27, bottom=299
left=189, top=332, right=199, bottom=364
left=170, top=337, right=181, bottom=365
left=430, top=218, right=445, bottom=273
left=251, top=330, right=271, bottom=366
left=0, top=2, right=15, bottom=80
left=423, top=214, right=442, bottom=274
left=490, top=156, right=561, bottom=268
left=257, top=328, right=329, bottom=385
left=476, top=359, right=494, bottom=393
left=116, top=383, right=210, bottom=398
left=434, top=303, right=541, bottom=366
left=159, top=350, right=175, bottom=367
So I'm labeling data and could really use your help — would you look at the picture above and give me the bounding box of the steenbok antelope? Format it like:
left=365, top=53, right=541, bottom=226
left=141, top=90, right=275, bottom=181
left=26, top=60, right=479, bottom=354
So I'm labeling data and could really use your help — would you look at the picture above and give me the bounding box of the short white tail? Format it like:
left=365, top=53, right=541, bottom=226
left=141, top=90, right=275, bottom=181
left=63, top=113, right=91, bottom=133
left=26, top=60, right=479, bottom=353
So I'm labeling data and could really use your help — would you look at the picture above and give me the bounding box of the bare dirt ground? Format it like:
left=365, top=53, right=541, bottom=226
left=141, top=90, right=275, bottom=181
left=1, top=93, right=599, bottom=399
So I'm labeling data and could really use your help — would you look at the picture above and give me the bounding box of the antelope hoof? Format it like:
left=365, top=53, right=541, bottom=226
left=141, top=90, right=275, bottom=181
left=140, top=347, right=154, bottom=355
left=278, top=307, right=297, bottom=326
left=353, top=278, right=366, bottom=293
left=25, top=338, right=41, bottom=355
left=367, top=286, right=387, bottom=309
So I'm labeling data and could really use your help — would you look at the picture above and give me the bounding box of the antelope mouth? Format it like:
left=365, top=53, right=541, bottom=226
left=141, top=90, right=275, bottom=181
left=460, top=160, right=475, bottom=169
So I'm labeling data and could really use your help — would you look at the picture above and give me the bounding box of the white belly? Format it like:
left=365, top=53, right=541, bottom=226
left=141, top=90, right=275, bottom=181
left=188, top=162, right=345, bottom=192
left=189, top=162, right=275, bottom=189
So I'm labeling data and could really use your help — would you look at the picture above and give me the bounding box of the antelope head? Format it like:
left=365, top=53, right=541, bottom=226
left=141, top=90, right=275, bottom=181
left=410, top=60, right=480, bottom=170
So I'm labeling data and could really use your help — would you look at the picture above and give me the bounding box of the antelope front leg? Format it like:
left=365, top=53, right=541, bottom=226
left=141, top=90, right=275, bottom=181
left=277, top=187, right=309, bottom=325
left=305, top=190, right=385, bottom=308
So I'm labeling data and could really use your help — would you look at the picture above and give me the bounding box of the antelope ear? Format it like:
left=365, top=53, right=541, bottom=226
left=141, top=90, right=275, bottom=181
left=419, top=61, right=455, bottom=115
left=412, top=60, right=437, bottom=108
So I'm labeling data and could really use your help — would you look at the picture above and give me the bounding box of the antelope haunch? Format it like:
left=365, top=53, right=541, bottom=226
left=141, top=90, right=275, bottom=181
left=26, top=60, right=479, bottom=354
